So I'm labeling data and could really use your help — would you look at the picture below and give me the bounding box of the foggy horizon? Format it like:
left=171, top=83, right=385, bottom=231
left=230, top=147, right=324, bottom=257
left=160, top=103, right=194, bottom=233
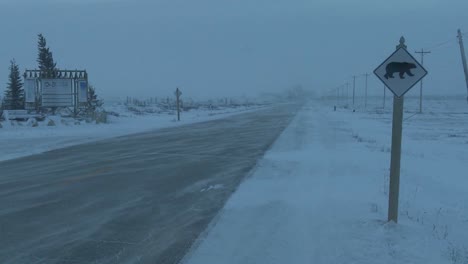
left=1, top=0, right=468, bottom=100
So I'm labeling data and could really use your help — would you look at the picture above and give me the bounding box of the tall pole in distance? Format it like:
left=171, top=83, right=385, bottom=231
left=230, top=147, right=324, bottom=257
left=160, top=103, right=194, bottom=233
left=415, top=49, right=431, bottom=113
left=457, top=29, right=468, bottom=103
left=364, top=73, right=369, bottom=109
left=388, top=36, right=407, bottom=223
left=336, top=87, right=339, bottom=106
left=383, top=84, right=386, bottom=109
left=353, top=75, right=356, bottom=107
left=342, top=85, right=345, bottom=106
left=346, top=82, right=349, bottom=107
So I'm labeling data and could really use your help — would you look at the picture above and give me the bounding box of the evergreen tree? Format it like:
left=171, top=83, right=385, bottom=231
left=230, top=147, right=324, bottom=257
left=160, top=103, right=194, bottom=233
left=37, top=34, right=57, bottom=76
left=87, top=85, right=103, bottom=111
left=3, top=60, right=24, bottom=110
left=89, top=85, right=97, bottom=102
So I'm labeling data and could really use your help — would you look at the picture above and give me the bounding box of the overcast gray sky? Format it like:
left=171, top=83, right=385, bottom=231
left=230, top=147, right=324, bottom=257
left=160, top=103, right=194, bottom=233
left=1, top=0, right=467, bottom=100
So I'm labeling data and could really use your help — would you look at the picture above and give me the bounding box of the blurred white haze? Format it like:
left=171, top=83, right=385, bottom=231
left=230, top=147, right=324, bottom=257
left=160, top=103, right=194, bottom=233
left=0, top=0, right=467, bottom=100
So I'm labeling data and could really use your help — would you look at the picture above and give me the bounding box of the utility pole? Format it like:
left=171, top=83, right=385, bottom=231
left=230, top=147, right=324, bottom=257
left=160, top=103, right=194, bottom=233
left=338, top=85, right=342, bottom=107
left=175, top=87, right=182, bottom=121
left=415, top=49, right=431, bottom=113
left=388, top=36, right=407, bottom=223
left=336, top=87, right=339, bottom=106
left=346, top=82, right=349, bottom=107
left=457, top=29, right=468, bottom=103
left=383, top=84, right=386, bottom=109
left=352, top=75, right=356, bottom=107
left=343, top=85, right=346, bottom=107
left=364, top=73, right=369, bottom=108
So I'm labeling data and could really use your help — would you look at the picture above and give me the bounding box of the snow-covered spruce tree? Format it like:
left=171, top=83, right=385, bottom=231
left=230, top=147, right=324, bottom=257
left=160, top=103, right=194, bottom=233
left=3, top=60, right=24, bottom=110
left=86, top=85, right=106, bottom=123
left=87, top=85, right=103, bottom=111
left=37, top=34, right=57, bottom=77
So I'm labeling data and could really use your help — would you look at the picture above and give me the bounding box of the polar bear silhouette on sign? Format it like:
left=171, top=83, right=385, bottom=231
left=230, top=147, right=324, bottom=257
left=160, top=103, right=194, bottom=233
left=384, top=62, right=416, bottom=79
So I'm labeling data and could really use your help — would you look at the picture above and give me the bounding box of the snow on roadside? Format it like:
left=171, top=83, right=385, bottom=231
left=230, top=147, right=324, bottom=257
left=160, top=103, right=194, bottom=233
left=0, top=105, right=266, bottom=162
left=183, top=98, right=468, bottom=264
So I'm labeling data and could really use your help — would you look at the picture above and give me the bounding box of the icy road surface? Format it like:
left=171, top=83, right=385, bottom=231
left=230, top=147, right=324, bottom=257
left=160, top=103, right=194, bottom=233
left=0, top=103, right=300, bottom=264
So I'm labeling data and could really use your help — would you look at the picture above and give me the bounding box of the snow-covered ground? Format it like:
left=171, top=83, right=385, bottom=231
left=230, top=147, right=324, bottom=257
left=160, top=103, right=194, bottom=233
left=0, top=104, right=267, bottom=162
left=183, top=97, right=468, bottom=264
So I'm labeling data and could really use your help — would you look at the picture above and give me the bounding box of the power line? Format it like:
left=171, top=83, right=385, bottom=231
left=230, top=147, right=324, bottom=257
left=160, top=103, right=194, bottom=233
left=425, top=38, right=456, bottom=50
left=424, top=30, right=468, bottom=50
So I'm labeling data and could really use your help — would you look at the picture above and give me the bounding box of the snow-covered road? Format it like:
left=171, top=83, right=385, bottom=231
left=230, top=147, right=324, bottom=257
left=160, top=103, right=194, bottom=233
left=0, top=104, right=299, bottom=264
left=0, top=105, right=265, bottom=162
left=183, top=99, right=468, bottom=264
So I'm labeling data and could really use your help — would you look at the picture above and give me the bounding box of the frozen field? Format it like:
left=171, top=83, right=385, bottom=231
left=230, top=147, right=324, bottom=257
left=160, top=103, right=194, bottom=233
left=183, top=96, right=468, bottom=264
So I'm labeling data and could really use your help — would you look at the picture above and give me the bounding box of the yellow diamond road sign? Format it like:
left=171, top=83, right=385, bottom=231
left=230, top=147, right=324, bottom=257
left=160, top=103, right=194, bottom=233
left=374, top=47, right=428, bottom=97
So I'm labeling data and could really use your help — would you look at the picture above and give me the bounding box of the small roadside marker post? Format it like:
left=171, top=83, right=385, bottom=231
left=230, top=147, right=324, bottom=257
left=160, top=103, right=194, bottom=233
left=364, top=73, right=369, bottom=109
left=175, top=88, right=182, bottom=121
left=373, top=37, right=428, bottom=223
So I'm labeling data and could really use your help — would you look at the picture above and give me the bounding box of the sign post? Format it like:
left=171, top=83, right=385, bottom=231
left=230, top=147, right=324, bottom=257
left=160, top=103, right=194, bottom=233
left=373, top=37, right=428, bottom=223
left=24, top=79, right=37, bottom=104
left=175, top=88, right=182, bottom=121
